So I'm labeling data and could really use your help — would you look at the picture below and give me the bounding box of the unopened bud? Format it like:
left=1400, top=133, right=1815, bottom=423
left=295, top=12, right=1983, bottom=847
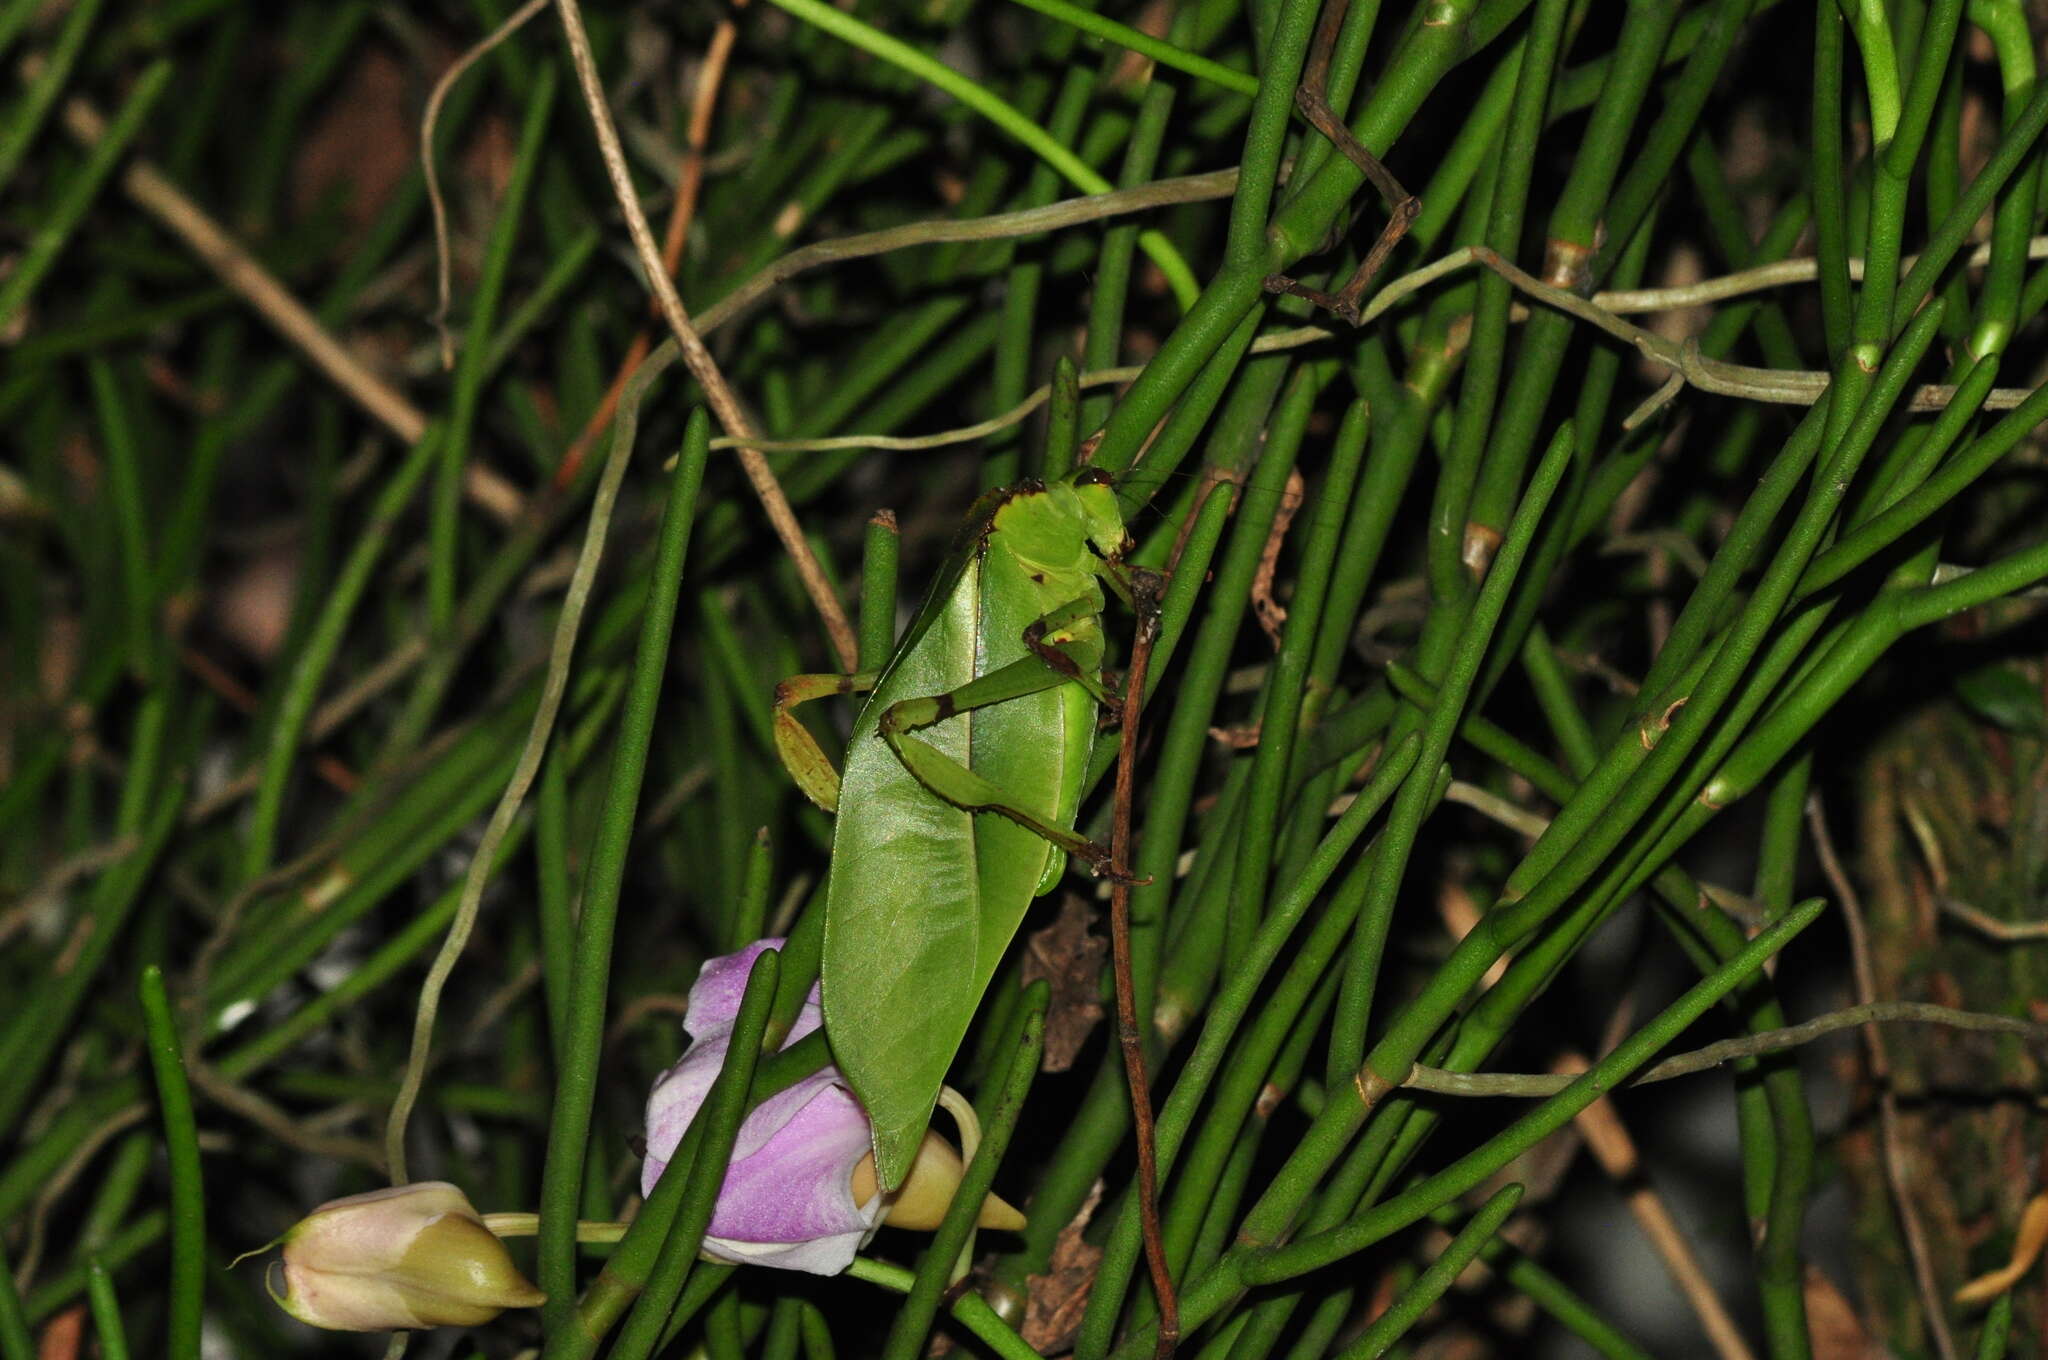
left=272, top=1182, right=545, bottom=1331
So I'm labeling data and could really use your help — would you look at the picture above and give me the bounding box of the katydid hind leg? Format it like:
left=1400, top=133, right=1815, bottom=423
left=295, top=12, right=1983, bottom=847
left=1022, top=597, right=1118, bottom=710
left=873, top=651, right=1131, bottom=881
left=878, top=594, right=1105, bottom=736
left=772, top=670, right=879, bottom=814
left=884, top=728, right=1124, bottom=878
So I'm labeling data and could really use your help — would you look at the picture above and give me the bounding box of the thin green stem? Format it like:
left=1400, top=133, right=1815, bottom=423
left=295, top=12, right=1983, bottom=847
left=847, top=1259, right=1041, bottom=1360
left=1333, top=421, right=1576, bottom=1074
left=0, top=0, right=109, bottom=197
left=536, top=409, right=715, bottom=1327
left=1334, top=1183, right=1523, bottom=1359
left=608, top=950, right=779, bottom=1360
left=1001, top=0, right=1257, bottom=95
left=0, top=1234, right=29, bottom=1360
left=1973, top=1293, right=2014, bottom=1359
left=430, top=65, right=556, bottom=631
left=138, top=967, right=203, bottom=1360
left=85, top=1261, right=130, bottom=1360
left=883, top=987, right=1046, bottom=1359
left=1839, top=0, right=1901, bottom=146
left=1116, top=902, right=1825, bottom=1354
left=242, top=428, right=444, bottom=884
left=0, top=59, right=172, bottom=331
left=1079, top=737, right=1420, bottom=1356
left=762, top=0, right=1198, bottom=307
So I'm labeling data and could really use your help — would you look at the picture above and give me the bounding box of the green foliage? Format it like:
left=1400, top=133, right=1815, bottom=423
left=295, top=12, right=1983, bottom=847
left=5, top=0, right=2048, bottom=1356
left=1955, top=662, right=2047, bottom=734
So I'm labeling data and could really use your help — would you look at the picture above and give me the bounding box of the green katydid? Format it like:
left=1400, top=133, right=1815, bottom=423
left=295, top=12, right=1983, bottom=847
left=773, top=468, right=1157, bottom=1190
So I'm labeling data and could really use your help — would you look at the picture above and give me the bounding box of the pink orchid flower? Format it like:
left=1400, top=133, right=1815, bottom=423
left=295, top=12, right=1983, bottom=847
left=641, top=940, right=1023, bottom=1275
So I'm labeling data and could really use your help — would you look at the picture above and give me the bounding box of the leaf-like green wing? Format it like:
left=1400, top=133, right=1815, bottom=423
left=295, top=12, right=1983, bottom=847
left=821, top=555, right=985, bottom=1189
left=821, top=482, right=1112, bottom=1189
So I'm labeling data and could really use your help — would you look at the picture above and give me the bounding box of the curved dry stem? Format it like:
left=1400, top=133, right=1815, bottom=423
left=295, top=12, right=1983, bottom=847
left=422, top=0, right=551, bottom=370
left=1807, top=793, right=1956, bottom=1360
left=1404, top=1002, right=2048, bottom=1097
left=381, top=298, right=646, bottom=1181
left=1593, top=234, right=2048, bottom=313
left=694, top=242, right=2046, bottom=463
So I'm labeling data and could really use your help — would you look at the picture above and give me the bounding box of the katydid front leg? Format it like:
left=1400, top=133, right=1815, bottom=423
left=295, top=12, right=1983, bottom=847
left=876, top=600, right=1128, bottom=880
left=773, top=670, right=880, bottom=813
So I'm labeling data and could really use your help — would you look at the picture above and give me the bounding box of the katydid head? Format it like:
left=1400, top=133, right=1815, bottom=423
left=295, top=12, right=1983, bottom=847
left=1066, top=468, right=1134, bottom=566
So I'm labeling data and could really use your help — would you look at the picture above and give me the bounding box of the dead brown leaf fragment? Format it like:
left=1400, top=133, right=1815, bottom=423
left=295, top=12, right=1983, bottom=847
left=1022, top=895, right=1107, bottom=1073
left=1805, top=1266, right=1879, bottom=1360
left=1023, top=1180, right=1106, bottom=1354
left=1250, top=468, right=1305, bottom=648
left=293, top=47, right=411, bottom=230
left=36, top=1305, right=83, bottom=1360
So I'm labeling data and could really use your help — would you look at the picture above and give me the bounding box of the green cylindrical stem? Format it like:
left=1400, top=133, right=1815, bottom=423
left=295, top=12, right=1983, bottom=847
left=1077, top=738, right=1419, bottom=1355
left=138, top=967, right=203, bottom=1360
left=1331, top=421, right=1576, bottom=1076
left=538, top=411, right=715, bottom=1330
left=882, top=986, right=1046, bottom=1359
left=1333, top=1183, right=1523, bottom=1358
left=606, top=950, right=779, bottom=1360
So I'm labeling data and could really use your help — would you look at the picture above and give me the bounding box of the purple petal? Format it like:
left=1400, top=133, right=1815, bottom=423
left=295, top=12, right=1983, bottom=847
left=638, top=1068, right=882, bottom=1276
left=638, top=940, right=878, bottom=1272
left=682, top=940, right=787, bottom=1037
left=641, top=1063, right=847, bottom=1197
left=640, top=1036, right=727, bottom=1195
left=708, top=1080, right=876, bottom=1244
left=639, top=940, right=844, bottom=1205
left=701, top=1223, right=878, bottom=1275
left=677, top=940, right=825, bottom=1053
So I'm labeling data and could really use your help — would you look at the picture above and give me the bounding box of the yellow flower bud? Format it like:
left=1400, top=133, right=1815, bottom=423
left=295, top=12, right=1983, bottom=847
left=848, top=1131, right=1027, bottom=1233
left=272, top=1182, right=545, bottom=1332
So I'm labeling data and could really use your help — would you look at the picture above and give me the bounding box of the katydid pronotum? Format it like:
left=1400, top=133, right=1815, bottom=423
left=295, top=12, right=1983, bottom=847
left=773, top=469, right=1159, bottom=1193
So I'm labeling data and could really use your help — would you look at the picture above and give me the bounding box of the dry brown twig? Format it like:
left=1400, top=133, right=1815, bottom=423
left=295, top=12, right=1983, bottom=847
left=554, top=17, right=738, bottom=490
left=1250, top=467, right=1305, bottom=649
left=422, top=0, right=553, bottom=370
left=178, top=644, right=360, bottom=794
left=0, top=838, right=137, bottom=950
left=1937, top=895, right=2048, bottom=942
left=12, top=1103, right=148, bottom=1291
left=1104, top=573, right=1176, bottom=1359
left=1402, top=1001, right=2048, bottom=1097
left=719, top=240, right=2048, bottom=461
left=550, top=0, right=859, bottom=671
left=189, top=1060, right=388, bottom=1171
left=1555, top=1051, right=1756, bottom=1360
left=1808, top=793, right=1957, bottom=1360
left=1440, top=779, right=1766, bottom=925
